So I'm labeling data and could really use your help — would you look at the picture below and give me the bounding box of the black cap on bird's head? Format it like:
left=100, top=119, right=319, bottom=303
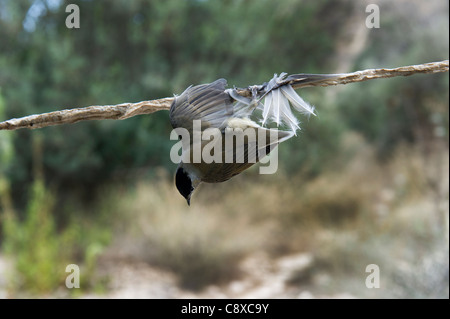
left=175, top=167, right=194, bottom=205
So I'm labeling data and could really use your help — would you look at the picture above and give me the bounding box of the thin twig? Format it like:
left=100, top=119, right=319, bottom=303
left=0, top=98, right=173, bottom=130
left=0, top=60, right=448, bottom=131
left=296, top=60, right=448, bottom=87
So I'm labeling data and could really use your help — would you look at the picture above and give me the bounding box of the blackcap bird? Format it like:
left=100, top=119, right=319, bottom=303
left=170, top=73, right=335, bottom=204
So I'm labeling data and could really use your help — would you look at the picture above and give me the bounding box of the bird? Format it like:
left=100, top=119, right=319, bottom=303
left=169, top=73, right=334, bottom=204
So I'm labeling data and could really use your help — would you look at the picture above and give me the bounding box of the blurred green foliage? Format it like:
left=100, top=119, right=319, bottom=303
left=337, top=8, right=449, bottom=157
left=0, top=134, right=111, bottom=295
left=1, top=177, right=111, bottom=294
left=0, top=88, right=14, bottom=170
left=2, top=178, right=64, bottom=293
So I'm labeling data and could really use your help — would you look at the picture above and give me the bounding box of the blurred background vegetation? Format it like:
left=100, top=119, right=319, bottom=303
left=0, top=0, right=448, bottom=298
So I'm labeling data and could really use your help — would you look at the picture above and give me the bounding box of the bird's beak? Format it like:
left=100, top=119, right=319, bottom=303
left=187, top=195, right=191, bottom=206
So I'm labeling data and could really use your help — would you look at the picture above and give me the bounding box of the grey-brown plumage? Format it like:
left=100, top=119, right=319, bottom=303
left=170, top=79, right=233, bottom=132
left=169, top=79, right=292, bottom=204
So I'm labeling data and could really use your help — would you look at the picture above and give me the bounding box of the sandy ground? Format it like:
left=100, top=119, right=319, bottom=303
left=84, top=251, right=356, bottom=299
left=0, top=252, right=355, bottom=299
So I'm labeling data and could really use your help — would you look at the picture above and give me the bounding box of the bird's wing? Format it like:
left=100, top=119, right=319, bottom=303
left=169, top=79, right=234, bottom=132
left=228, top=125, right=293, bottom=166
left=201, top=123, right=293, bottom=183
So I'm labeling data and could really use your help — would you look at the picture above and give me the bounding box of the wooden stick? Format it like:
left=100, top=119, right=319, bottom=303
left=1, top=60, right=448, bottom=131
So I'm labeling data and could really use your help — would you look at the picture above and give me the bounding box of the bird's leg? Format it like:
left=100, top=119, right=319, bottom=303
left=248, top=85, right=264, bottom=111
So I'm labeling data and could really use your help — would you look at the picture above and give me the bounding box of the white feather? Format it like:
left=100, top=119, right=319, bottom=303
left=280, top=84, right=316, bottom=117
left=272, top=87, right=281, bottom=125
left=262, top=92, right=273, bottom=125
left=226, top=79, right=316, bottom=135
left=278, top=94, right=300, bottom=134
